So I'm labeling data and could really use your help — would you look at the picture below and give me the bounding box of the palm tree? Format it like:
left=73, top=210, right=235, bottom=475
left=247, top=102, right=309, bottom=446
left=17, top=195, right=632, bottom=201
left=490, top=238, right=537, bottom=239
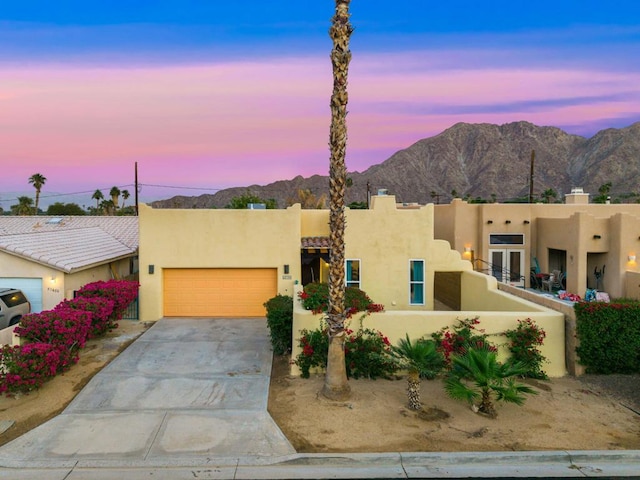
left=28, top=173, right=47, bottom=215
left=392, top=335, right=444, bottom=410
left=444, top=347, right=537, bottom=418
left=322, top=0, right=353, bottom=401
left=109, top=186, right=121, bottom=209
left=100, top=199, right=116, bottom=216
left=12, top=196, right=34, bottom=215
left=121, top=189, right=130, bottom=208
left=92, top=189, right=104, bottom=209
left=542, top=188, right=557, bottom=204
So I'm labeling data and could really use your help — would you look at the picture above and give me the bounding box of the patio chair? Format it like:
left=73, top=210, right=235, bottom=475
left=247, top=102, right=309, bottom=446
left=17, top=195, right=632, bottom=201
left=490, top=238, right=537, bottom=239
left=542, top=270, right=565, bottom=292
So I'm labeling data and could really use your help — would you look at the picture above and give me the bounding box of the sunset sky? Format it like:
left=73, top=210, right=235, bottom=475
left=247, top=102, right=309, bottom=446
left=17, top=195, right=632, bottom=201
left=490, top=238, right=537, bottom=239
left=1, top=1, right=639, bottom=208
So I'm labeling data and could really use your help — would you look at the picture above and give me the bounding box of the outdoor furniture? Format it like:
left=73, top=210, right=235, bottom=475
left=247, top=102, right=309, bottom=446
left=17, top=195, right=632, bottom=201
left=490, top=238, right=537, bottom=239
left=542, top=270, right=565, bottom=292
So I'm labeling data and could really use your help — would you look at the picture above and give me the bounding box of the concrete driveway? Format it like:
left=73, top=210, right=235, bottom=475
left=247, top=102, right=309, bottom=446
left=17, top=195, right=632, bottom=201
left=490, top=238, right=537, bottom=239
left=0, top=317, right=294, bottom=471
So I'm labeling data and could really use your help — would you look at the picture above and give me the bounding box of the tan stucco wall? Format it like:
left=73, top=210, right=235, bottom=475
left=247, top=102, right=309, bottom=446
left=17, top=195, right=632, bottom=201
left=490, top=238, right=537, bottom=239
left=301, top=209, right=329, bottom=237
left=461, top=270, right=539, bottom=312
left=625, top=271, right=640, bottom=300
left=344, top=196, right=471, bottom=310
left=138, top=203, right=303, bottom=321
left=435, top=200, right=640, bottom=299
left=292, top=285, right=566, bottom=378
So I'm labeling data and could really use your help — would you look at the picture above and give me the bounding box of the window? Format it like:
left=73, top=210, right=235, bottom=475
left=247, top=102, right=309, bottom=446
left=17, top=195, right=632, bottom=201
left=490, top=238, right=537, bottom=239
left=409, top=260, right=425, bottom=305
left=489, top=234, right=525, bottom=245
left=346, top=259, right=360, bottom=288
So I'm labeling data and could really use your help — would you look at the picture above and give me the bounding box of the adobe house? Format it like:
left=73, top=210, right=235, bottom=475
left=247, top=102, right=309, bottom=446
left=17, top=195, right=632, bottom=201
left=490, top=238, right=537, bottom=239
left=0, top=216, right=139, bottom=313
left=138, top=195, right=566, bottom=377
left=434, top=190, right=640, bottom=300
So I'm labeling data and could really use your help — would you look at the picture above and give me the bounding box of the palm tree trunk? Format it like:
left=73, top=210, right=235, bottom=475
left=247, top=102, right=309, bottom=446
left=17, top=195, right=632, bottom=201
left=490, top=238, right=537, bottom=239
left=407, top=371, right=422, bottom=410
left=34, top=190, right=40, bottom=215
left=480, top=388, right=497, bottom=418
left=321, top=0, right=353, bottom=401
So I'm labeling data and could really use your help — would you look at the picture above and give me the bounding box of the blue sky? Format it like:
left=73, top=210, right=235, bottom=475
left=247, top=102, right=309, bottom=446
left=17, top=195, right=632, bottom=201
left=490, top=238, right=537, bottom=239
left=1, top=1, right=639, bottom=208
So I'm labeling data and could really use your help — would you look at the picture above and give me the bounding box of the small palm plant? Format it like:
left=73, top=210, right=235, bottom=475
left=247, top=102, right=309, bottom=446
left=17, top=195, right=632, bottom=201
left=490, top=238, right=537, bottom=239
left=444, top=346, right=537, bottom=418
left=393, top=335, right=444, bottom=410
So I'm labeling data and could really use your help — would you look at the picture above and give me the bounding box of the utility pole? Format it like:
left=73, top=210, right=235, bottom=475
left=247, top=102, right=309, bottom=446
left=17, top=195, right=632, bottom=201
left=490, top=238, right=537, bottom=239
left=134, top=162, right=139, bottom=216
left=529, top=150, right=535, bottom=203
left=366, top=181, right=371, bottom=209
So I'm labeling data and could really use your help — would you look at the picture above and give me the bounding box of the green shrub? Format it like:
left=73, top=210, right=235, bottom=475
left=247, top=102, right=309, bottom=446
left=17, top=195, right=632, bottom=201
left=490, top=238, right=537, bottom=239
left=264, top=295, right=293, bottom=355
left=298, top=282, right=384, bottom=317
left=431, top=317, right=496, bottom=365
left=504, top=318, right=548, bottom=379
left=575, top=301, right=640, bottom=373
left=295, top=321, right=398, bottom=379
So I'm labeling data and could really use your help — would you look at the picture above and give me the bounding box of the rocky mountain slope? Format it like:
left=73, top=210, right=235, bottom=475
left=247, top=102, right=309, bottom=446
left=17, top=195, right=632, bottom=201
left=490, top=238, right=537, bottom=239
left=150, top=121, right=640, bottom=208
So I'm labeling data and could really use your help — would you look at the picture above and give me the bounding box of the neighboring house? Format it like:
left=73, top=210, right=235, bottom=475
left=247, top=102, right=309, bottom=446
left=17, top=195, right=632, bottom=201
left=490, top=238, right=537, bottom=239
left=0, top=216, right=139, bottom=313
left=138, top=195, right=566, bottom=377
left=434, top=189, right=640, bottom=300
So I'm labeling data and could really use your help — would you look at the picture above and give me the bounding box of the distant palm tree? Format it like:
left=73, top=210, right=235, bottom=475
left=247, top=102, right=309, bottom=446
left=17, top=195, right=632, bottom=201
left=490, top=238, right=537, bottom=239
left=109, top=186, right=121, bottom=209
left=100, top=199, right=116, bottom=216
left=322, top=0, right=353, bottom=401
left=121, top=189, right=130, bottom=208
left=12, top=196, right=34, bottom=215
left=92, top=189, right=104, bottom=209
left=28, top=173, right=47, bottom=215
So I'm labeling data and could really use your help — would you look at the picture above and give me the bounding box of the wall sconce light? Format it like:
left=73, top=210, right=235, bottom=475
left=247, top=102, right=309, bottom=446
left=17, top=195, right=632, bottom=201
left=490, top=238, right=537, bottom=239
left=487, top=220, right=493, bottom=224
left=50, top=274, right=57, bottom=284
left=505, top=220, right=511, bottom=224
left=523, top=220, right=530, bottom=224
left=284, top=264, right=290, bottom=274
left=593, top=235, right=601, bottom=240
left=628, top=255, right=636, bottom=262
left=464, top=247, right=472, bottom=253
left=148, top=265, right=155, bottom=274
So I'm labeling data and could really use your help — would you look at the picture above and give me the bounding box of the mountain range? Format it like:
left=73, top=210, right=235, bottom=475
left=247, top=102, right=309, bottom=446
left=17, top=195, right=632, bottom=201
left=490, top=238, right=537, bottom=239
left=150, top=120, right=640, bottom=208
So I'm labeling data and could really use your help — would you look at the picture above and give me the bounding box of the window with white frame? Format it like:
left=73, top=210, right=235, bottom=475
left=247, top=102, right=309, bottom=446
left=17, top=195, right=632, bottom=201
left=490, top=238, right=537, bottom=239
left=409, top=259, right=425, bottom=305
left=346, top=259, right=361, bottom=289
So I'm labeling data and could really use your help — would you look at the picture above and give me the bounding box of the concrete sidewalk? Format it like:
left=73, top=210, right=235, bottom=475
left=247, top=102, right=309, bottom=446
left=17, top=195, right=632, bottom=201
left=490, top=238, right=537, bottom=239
left=0, top=317, right=639, bottom=479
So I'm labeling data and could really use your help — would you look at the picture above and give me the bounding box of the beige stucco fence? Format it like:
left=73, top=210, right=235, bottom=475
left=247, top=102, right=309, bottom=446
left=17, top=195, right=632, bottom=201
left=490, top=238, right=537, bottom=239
left=291, top=271, right=566, bottom=378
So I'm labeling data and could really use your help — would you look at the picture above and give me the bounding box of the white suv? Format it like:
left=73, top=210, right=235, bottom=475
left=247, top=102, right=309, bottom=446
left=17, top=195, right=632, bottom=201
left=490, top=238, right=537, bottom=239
left=0, top=288, right=31, bottom=329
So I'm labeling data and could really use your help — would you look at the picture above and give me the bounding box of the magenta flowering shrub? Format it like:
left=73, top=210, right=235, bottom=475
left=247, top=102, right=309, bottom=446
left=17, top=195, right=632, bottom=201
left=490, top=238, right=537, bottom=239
left=0, top=343, right=63, bottom=394
left=56, top=296, right=116, bottom=338
left=76, top=280, right=138, bottom=320
left=14, top=309, right=91, bottom=369
left=1, top=280, right=138, bottom=396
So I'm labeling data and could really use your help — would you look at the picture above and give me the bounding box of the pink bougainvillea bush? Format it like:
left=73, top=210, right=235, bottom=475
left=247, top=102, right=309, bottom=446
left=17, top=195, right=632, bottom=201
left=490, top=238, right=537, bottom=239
left=0, top=279, right=139, bottom=396
left=75, top=280, right=139, bottom=321
left=55, top=296, right=116, bottom=338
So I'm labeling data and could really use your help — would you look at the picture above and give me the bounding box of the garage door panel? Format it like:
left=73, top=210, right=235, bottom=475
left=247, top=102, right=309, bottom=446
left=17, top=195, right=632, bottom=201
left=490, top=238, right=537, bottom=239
left=163, top=268, right=276, bottom=317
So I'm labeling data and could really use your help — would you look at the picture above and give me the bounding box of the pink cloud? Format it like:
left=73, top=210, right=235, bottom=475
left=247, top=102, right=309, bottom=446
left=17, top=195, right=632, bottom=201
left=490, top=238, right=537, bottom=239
left=1, top=49, right=638, bottom=199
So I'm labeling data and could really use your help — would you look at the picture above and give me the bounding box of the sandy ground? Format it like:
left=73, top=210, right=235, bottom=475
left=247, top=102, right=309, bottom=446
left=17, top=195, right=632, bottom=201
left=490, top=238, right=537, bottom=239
left=267, top=355, right=640, bottom=453
left=2, top=326, right=639, bottom=453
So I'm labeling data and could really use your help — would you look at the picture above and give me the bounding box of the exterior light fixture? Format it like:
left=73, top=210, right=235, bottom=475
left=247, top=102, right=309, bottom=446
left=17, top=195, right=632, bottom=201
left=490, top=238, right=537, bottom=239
left=487, top=220, right=493, bottom=224
left=523, top=220, right=530, bottom=224
left=505, top=220, right=511, bottom=224
left=629, top=255, right=637, bottom=262
left=148, top=265, right=155, bottom=274
left=593, top=235, right=601, bottom=240
left=284, top=264, right=290, bottom=274
left=50, top=274, right=57, bottom=284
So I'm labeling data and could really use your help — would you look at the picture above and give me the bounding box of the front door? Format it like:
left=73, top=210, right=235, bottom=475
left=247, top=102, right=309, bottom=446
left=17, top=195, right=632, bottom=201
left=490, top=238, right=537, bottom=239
left=489, top=249, right=524, bottom=287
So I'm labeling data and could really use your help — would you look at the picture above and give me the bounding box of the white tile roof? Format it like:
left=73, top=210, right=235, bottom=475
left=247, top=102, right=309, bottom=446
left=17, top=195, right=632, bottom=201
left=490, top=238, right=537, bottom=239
left=0, top=216, right=138, bottom=273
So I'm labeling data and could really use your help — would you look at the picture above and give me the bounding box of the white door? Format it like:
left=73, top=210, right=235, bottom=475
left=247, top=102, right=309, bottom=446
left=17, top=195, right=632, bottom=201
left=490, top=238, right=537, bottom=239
left=0, top=278, right=43, bottom=313
left=489, top=249, right=524, bottom=287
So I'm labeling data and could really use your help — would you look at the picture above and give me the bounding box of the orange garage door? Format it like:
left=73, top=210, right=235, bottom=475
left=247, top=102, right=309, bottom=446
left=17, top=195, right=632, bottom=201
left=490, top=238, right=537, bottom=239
left=163, top=268, right=277, bottom=317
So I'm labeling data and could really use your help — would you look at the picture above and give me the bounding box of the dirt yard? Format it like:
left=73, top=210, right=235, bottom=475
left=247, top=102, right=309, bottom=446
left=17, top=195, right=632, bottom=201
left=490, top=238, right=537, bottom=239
left=2, top=326, right=639, bottom=453
left=267, top=355, right=640, bottom=453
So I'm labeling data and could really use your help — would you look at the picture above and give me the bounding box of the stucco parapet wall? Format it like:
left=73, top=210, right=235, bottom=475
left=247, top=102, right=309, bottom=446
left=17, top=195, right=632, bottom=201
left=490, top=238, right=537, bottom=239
left=292, top=284, right=566, bottom=378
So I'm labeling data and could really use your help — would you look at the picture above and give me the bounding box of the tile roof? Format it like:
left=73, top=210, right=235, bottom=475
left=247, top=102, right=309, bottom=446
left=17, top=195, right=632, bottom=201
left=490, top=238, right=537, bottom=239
left=301, top=236, right=330, bottom=249
left=0, top=216, right=138, bottom=272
